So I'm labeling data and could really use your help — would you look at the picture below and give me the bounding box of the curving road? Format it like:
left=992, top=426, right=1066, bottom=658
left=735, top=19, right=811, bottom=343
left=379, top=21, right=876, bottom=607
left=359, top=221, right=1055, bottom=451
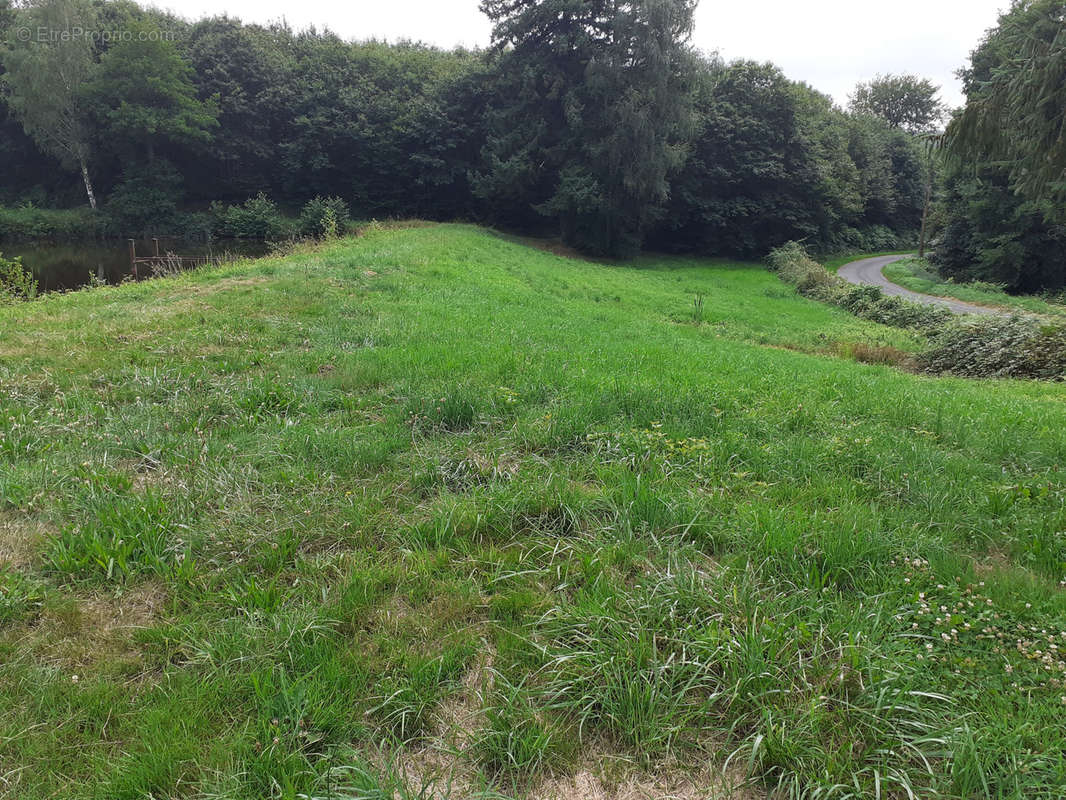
left=838, top=254, right=998, bottom=316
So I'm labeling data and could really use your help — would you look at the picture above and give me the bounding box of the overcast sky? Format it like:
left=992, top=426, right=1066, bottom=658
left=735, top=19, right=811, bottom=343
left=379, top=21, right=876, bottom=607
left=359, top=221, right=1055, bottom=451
left=151, top=0, right=1010, bottom=109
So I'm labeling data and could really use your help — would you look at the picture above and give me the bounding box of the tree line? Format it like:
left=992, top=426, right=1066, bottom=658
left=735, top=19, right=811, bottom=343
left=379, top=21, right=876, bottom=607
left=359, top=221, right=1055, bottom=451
left=0, top=0, right=937, bottom=259
left=9, top=0, right=1056, bottom=290
left=936, top=0, right=1065, bottom=293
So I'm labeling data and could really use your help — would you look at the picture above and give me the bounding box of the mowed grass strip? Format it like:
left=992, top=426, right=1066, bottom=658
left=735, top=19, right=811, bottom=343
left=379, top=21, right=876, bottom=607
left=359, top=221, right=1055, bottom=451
left=1, top=223, right=1065, bottom=800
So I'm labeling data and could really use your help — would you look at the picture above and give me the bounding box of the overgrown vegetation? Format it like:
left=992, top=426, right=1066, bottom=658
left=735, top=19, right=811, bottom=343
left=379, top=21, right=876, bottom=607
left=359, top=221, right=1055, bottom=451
left=298, top=196, right=351, bottom=238
left=768, top=242, right=951, bottom=332
left=0, top=204, right=102, bottom=242
left=769, top=241, right=1066, bottom=380
left=920, top=316, right=1066, bottom=380
left=0, top=250, right=37, bottom=302
left=209, top=193, right=290, bottom=240
left=2, top=225, right=1065, bottom=799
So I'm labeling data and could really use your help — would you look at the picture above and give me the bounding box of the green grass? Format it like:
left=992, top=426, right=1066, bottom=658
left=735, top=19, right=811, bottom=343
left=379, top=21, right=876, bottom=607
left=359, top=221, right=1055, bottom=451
left=883, top=257, right=1066, bottom=317
left=2, top=223, right=1065, bottom=799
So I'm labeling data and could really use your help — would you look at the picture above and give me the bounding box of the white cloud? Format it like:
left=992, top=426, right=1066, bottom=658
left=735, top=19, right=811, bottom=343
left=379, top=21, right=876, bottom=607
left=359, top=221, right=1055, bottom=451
left=151, top=0, right=1009, bottom=107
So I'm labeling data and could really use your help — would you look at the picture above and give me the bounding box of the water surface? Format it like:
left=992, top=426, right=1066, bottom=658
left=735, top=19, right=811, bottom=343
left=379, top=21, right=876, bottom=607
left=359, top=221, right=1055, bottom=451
left=5, top=238, right=270, bottom=292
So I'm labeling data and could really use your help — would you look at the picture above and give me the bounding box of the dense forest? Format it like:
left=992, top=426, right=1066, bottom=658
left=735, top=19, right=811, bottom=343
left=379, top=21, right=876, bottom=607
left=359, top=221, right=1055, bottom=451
left=1, top=0, right=1063, bottom=285
left=936, top=0, right=1066, bottom=292
left=0, top=0, right=927, bottom=258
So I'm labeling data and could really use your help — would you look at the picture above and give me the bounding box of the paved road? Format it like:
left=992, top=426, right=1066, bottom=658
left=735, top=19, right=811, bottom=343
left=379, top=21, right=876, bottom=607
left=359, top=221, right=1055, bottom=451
left=838, top=254, right=998, bottom=316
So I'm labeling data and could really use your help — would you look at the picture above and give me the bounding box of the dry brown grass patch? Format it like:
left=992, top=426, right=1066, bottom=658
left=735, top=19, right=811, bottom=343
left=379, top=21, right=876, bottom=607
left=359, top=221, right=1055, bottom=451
left=10, top=582, right=166, bottom=675
left=0, top=513, right=48, bottom=568
left=531, top=754, right=759, bottom=800
left=836, top=341, right=913, bottom=367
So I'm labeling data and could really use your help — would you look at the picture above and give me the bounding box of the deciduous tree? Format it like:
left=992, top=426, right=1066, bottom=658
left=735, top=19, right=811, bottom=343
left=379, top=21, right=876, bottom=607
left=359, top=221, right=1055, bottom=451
left=1, top=0, right=100, bottom=208
left=849, top=73, right=946, bottom=134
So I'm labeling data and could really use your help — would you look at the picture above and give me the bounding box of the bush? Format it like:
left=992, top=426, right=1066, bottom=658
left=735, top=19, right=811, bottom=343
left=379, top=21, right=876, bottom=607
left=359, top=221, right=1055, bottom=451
left=768, top=241, right=949, bottom=332
left=767, top=241, right=838, bottom=300
left=211, top=193, right=290, bottom=239
left=0, top=252, right=37, bottom=303
left=104, top=164, right=182, bottom=236
left=0, top=204, right=101, bottom=242
left=919, top=316, right=1066, bottom=380
left=298, top=196, right=350, bottom=238
left=834, top=284, right=951, bottom=332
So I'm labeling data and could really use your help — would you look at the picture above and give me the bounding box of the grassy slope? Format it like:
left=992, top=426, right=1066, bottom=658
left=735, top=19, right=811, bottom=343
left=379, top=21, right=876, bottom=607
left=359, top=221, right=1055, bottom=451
left=883, top=257, right=1066, bottom=317
left=2, top=224, right=1065, bottom=800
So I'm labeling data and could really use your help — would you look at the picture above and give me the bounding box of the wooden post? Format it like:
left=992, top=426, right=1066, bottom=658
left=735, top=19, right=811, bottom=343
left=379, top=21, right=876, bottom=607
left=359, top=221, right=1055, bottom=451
left=128, top=239, right=138, bottom=279
left=152, top=237, right=160, bottom=258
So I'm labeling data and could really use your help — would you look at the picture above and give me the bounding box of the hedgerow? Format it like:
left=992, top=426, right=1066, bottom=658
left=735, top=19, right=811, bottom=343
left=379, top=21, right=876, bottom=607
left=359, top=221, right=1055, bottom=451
left=768, top=242, right=1066, bottom=380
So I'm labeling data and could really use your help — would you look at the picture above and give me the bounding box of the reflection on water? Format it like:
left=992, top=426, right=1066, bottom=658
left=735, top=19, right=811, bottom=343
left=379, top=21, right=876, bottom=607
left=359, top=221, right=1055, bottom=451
left=4, top=238, right=271, bottom=292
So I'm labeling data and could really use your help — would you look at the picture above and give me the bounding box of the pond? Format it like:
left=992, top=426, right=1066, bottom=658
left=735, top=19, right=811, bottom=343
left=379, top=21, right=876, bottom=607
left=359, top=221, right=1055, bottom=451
left=4, top=237, right=271, bottom=293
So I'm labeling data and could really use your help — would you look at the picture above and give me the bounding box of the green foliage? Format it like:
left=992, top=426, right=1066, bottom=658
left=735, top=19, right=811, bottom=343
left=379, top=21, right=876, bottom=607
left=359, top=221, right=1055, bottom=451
left=89, top=17, right=218, bottom=162
left=0, top=205, right=101, bottom=241
left=210, top=193, right=290, bottom=239
left=919, top=315, right=1066, bottom=380
left=3, top=1, right=933, bottom=263
left=0, top=251, right=37, bottom=302
left=1, top=0, right=99, bottom=207
left=104, top=162, right=183, bottom=235
left=848, top=73, right=946, bottom=133
left=655, top=58, right=923, bottom=257
left=298, top=196, right=350, bottom=238
left=948, top=0, right=1066, bottom=209
left=936, top=0, right=1066, bottom=292
left=769, top=242, right=952, bottom=333
left=477, top=0, right=697, bottom=256
left=932, top=161, right=1066, bottom=293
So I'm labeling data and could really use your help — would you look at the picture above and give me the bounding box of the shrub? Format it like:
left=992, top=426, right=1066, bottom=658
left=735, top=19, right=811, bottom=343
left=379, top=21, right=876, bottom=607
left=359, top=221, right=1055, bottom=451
left=919, top=316, right=1066, bottom=380
left=0, top=252, right=37, bottom=303
left=767, top=241, right=838, bottom=300
left=0, top=204, right=101, bottom=242
left=835, top=284, right=951, bottom=332
left=298, top=196, right=350, bottom=238
left=769, top=242, right=952, bottom=334
left=211, top=193, right=290, bottom=239
left=103, top=164, right=182, bottom=236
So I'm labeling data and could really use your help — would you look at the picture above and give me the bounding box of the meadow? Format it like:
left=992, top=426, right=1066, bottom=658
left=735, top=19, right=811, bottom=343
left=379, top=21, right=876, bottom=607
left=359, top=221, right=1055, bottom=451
left=2, top=224, right=1065, bottom=800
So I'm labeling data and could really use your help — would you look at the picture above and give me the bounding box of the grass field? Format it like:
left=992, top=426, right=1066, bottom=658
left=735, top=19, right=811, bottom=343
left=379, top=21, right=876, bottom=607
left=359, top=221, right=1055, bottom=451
left=882, top=257, right=1066, bottom=318
left=2, top=224, right=1066, bottom=800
